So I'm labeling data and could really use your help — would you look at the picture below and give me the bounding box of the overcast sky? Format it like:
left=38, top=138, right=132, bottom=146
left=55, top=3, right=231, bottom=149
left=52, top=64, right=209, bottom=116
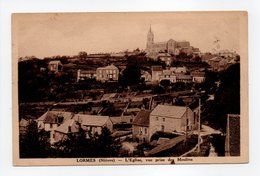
left=13, top=12, right=242, bottom=58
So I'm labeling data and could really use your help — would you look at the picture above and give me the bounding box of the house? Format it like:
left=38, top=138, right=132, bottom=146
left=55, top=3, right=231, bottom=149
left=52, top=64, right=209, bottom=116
left=151, top=65, right=163, bottom=82
left=170, top=66, right=187, bottom=74
left=159, top=69, right=176, bottom=83
left=77, top=69, right=96, bottom=82
left=149, top=105, right=197, bottom=140
left=225, top=114, right=240, bottom=156
left=191, top=72, right=206, bottom=83
left=132, top=110, right=151, bottom=143
left=176, top=75, right=192, bottom=83
left=48, top=60, right=63, bottom=72
left=73, top=114, right=113, bottom=135
left=51, top=118, right=78, bottom=144
left=96, top=64, right=119, bottom=82
left=51, top=114, right=113, bottom=144
left=141, top=71, right=152, bottom=82
left=36, top=111, right=74, bottom=132
left=157, top=52, right=172, bottom=66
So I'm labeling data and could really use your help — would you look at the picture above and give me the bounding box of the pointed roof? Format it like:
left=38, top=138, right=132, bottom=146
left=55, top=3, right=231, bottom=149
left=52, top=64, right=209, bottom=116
left=133, top=110, right=151, bottom=127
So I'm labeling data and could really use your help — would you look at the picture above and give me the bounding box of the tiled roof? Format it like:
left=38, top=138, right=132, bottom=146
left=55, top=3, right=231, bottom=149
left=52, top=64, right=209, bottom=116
left=151, top=65, right=163, bottom=71
left=191, top=72, right=205, bottom=77
left=19, top=118, right=29, bottom=127
left=151, top=105, right=188, bottom=119
left=73, top=114, right=110, bottom=127
left=176, top=75, right=192, bottom=80
left=55, top=119, right=76, bottom=134
left=49, top=60, right=62, bottom=65
left=98, top=64, right=118, bottom=70
left=145, top=135, right=186, bottom=156
left=80, top=70, right=96, bottom=74
left=132, top=110, right=151, bottom=127
left=37, top=111, right=73, bottom=124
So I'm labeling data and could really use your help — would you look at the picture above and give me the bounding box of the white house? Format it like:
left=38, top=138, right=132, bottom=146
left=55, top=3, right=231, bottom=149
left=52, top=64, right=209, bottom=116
left=96, top=64, right=119, bottom=82
left=77, top=69, right=97, bottom=82
left=48, top=60, right=63, bottom=73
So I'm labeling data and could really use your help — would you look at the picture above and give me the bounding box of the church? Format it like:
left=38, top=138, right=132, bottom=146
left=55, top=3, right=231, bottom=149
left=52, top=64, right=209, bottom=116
left=145, top=26, right=196, bottom=59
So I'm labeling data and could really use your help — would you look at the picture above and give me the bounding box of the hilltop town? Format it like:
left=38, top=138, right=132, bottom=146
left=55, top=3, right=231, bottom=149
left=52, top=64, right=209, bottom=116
left=18, top=27, right=240, bottom=158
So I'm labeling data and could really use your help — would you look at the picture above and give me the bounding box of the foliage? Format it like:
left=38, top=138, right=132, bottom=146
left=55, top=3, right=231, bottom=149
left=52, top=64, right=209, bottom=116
left=20, top=121, right=50, bottom=158
left=203, top=63, right=240, bottom=131
left=53, top=127, right=121, bottom=158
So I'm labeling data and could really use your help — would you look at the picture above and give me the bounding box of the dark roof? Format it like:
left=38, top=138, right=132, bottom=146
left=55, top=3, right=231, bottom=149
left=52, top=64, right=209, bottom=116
left=225, top=114, right=240, bottom=156
left=191, top=72, right=205, bottom=77
left=145, top=135, right=186, bottom=156
left=132, top=110, right=151, bottom=127
left=37, top=111, right=73, bottom=124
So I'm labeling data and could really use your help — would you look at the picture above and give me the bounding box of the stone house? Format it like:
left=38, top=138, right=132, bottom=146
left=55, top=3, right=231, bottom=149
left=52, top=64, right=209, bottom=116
left=149, top=105, right=197, bottom=140
left=132, top=110, right=151, bottom=143
left=96, top=64, right=119, bottom=82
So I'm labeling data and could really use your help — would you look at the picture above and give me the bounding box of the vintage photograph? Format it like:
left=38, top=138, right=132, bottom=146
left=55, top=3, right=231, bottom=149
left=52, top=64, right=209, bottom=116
left=12, top=12, right=248, bottom=165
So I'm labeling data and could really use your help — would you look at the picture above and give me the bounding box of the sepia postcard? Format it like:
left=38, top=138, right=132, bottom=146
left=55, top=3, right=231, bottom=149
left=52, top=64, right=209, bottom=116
left=12, top=12, right=248, bottom=166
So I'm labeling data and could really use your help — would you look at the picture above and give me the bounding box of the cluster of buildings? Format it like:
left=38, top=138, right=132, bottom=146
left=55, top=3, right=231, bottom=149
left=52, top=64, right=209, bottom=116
left=141, top=65, right=205, bottom=84
left=132, top=104, right=199, bottom=143
left=36, top=111, right=113, bottom=144
left=146, top=26, right=201, bottom=59
left=19, top=102, right=199, bottom=145
left=77, top=64, right=119, bottom=82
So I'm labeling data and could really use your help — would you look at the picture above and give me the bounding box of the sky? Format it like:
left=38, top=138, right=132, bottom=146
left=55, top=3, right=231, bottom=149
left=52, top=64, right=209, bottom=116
left=13, top=12, right=242, bottom=58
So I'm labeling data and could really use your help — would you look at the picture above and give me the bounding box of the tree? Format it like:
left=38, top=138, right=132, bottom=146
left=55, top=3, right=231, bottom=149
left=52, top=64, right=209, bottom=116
left=20, top=121, right=49, bottom=158
left=78, top=51, right=88, bottom=60
left=121, top=65, right=141, bottom=85
left=203, top=63, right=240, bottom=131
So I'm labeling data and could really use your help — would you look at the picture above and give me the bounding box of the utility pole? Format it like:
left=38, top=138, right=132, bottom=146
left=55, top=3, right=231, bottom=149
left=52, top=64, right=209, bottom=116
left=197, top=98, right=201, bottom=154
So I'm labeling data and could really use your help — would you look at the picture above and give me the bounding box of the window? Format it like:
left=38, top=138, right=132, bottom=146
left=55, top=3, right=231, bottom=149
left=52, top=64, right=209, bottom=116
left=187, top=119, right=189, bottom=125
left=50, top=123, right=53, bottom=129
left=144, top=128, right=147, bottom=134
left=163, top=118, right=165, bottom=122
left=140, top=127, right=143, bottom=134
left=161, top=125, right=165, bottom=132
left=109, top=70, right=113, bottom=74
left=156, top=117, right=159, bottom=121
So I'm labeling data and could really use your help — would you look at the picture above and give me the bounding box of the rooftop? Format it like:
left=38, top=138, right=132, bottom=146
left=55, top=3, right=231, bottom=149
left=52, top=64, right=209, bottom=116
left=73, top=114, right=110, bottom=127
left=151, top=105, right=189, bottom=119
left=151, top=65, right=163, bottom=71
left=37, top=111, right=73, bottom=124
left=133, top=110, right=151, bottom=127
left=49, top=60, right=62, bottom=65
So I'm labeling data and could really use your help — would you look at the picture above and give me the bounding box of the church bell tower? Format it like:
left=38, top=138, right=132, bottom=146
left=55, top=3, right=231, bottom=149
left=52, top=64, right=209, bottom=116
left=146, top=25, right=154, bottom=51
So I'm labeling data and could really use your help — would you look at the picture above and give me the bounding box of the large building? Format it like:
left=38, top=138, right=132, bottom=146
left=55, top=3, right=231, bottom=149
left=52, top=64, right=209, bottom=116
left=146, top=26, right=193, bottom=58
left=96, top=64, right=119, bottom=82
left=149, top=105, right=198, bottom=140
